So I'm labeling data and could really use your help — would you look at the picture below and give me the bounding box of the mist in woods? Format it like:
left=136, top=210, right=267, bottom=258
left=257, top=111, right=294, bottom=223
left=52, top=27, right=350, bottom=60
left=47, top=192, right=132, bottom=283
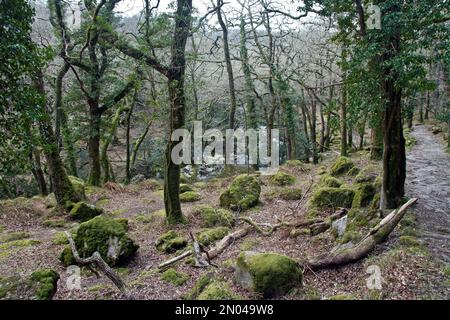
left=0, top=0, right=449, bottom=302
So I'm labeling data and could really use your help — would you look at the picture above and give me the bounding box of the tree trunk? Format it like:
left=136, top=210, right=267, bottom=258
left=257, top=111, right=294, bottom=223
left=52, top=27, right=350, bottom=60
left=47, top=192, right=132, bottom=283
left=311, top=100, right=318, bottom=164
left=164, top=0, right=192, bottom=224
left=35, top=71, right=81, bottom=206
left=217, top=0, right=237, bottom=129
left=54, top=62, right=70, bottom=150
left=29, top=149, right=48, bottom=196
left=88, top=106, right=102, bottom=186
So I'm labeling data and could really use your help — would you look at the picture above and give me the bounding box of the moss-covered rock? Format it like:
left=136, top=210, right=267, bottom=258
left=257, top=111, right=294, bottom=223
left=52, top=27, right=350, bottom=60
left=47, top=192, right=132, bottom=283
left=352, top=183, right=376, bottom=208
left=192, top=205, right=235, bottom=227
left=320, top=175, right=343, bottom=188
left=29, top=269, right=60, bottom=300
left=59, top=216, right=138, bottom=266
left=197, top=227, right=229, bottom=246
left=310, top=187, right=355, bottom=209
left=219, top=174, right=261, bottom=211
left=0, top=269, right=59, bottom=300
left=268, top=172, right=296, bottom=186
left=182, top=273, right=213, bottom=300
left=235, top=251, right=302, bottom=298
left=69, top=201, right=103, bottom=222
left=197, top=281, right=240, bottom=300
left=355, top=166, right=378, bottom=183
left=179, top=191, right=201, bottom=203
left=161, top=268, right=190, bottom=286
left=42, top=218, right=66, bottom=228
left=155, top=230, right=187, bottom=253
left=267, top=187, right=302, bottom=201
left=180, top=184, right=194, bottom=194
left=330, top=157, right=355, bottom=176
left=68, top=176, right=86, bottom=200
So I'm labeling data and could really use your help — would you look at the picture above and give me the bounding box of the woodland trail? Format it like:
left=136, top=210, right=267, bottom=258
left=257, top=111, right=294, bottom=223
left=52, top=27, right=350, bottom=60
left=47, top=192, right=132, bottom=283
left=406, top=125, right=450, bottom=263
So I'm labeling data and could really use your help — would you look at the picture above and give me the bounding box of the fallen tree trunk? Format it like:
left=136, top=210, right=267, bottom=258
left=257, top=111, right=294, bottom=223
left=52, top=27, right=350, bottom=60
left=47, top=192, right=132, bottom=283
left=65, top=232, right=132, bottom=299
left=307, top=198, right=418, bottom=270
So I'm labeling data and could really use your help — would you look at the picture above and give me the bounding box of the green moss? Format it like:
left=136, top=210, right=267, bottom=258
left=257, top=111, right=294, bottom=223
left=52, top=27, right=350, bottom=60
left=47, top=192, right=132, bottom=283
left=352, top=183, right=376, bottom=208
left=155, top=230, right=187, bottom=253
left=52, top=231, right=69, bottom=245
left=44, top=193, right=57, bottom=208
left=239, top=238, right=261, bottom=251
left=59, top=216, right=138, bottom=266
left=330, top=157, right=355, bottom=176
left=236, top=252, right=302, bottom=298
left=0, top=231, right=30, bottom=243
left=310, top=187, right=355, bottom=209
left=69, top=201, right=103, bottom=222
left=284, top=160, right=304, bottom=167
left=320, top=175, right=343, bottom=188
left=179, top=191, right=201, bottom=203
left=268, top=172, right=296, bottom=186
left=267, top=187, right=302, bottom=201
left=370, top=193, right=381, bottom=210
left=161, top=268, right=190, bottom=286
left=0, top=239, right=40, bottom=257
left=30, top=269, right=59, bottom=300
left=69, top=176, right=86, bottom=200
left=134, top=214, right=154, bottom=224
left=398, top=236, right=420, bottom=247
left=192, top=205, right=235, bottom=227
left=197, top=227, right=229, bottom=246
left=340, top=230, right=361, bottom=244
left=347, top=167, right=360, bottom=176
left=95, top=198, right=110, bottom=207
left=180, top=184, right=194, bottom=194
left=197, top=281, right=241, bottom=300
left=355, top=166, right=378, bottom=183
left=219, top=174, right=261, bottom=211
left=182, top=274, right=214, bottom=300
left=317, top=166, right=327, bottom=175
left=0, top=276, right=20, bottom=299
left=42, top=218, right=66, bottom=228
left=0, top=225, right=5, bottom=233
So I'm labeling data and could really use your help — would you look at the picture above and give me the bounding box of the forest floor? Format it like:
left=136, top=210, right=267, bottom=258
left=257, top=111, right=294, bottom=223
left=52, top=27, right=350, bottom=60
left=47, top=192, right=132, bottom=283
left=0, top=125, right=449, bottom=300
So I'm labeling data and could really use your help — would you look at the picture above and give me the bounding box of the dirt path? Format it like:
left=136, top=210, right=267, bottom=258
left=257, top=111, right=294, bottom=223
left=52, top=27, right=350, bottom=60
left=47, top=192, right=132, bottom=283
left=406, top=125, right=450, bottom=263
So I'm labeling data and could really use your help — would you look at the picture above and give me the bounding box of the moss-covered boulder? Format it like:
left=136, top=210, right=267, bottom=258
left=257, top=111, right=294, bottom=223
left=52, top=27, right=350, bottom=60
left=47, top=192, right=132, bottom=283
left=352, top=183, right=376, bottom=208
left=330, top=157, right=355, bottom=176
left=155, top=230, right=187, bottom=253
left=355, top=166, right=378, bottom=183
left=59, top=216, right=138, bottom=266
left=69, top=201, right=103, bottom=222
left=268, top=172, right=296, bottom=186
left=197, top=227, right=229, bottom=246
left=236, top=252, right=302, bottom=298
left=267, top=187, right=302, bottom=201
left=219, top=174, right=261, bottom=211
left=68, top=176, right=86, bottom=200
left=197, top=280, right=240, bottom=300
left=310, top=187, right=355, bottom=209
left=180, top=184, right=194, bottom=194
left=161, top=268, right=190, bottom=286
left=179, top=191, right=201, bottom=203
left=193, top=205, right=235, bottom=227
left=0, top=269, right=59, bottom=300
left=320, top=175, right=343, bottom=188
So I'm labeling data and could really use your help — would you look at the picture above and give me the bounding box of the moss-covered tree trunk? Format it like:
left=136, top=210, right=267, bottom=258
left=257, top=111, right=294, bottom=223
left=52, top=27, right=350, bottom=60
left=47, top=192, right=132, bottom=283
left=29, top=148, right=48, bottom=196
left=164, top=0, right=192, bottom=224
left=87, top=105, right=102, bottom=186
left=340, top=49, right=348, bottom=157
left=35, top=71, right=81, bottom=206
left=370, top=118, right=383, bottom=160
left=380, top=8, right=406, bottom=210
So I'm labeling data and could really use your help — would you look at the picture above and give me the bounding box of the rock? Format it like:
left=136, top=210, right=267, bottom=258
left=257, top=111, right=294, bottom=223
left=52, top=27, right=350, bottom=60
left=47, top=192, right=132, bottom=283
left=60, top=216, right=138, bottom=266
left=197, top=227, right=229, bottom=246
left=235, top=251, right=303, bottom=298
left=355, top=166, right=378, bottom=183
left=179, top=191, right=201, bottom=202
left=352, top=183, right=376, bottom=208
left=197, top=281, right=240, bottom=300
left=219, top=174, right=261, bottom=211
left=192, top=205, right=235, bottom=227
left=432, top=126, right=442, bottom=134
left=130, top=174, right=146, bottom=184
left=0, top=269, right=59, bottom=300
left=310, top=187, right=355, bottom=209
left=69, top=201, right=103, bottom=222
left=330, top=157, right=355, bottom=176
left=155, top=230, right=187, bottom=253
left=268, top=172, right=296, bottom=186
left=332, top=215, right=348, bottom=237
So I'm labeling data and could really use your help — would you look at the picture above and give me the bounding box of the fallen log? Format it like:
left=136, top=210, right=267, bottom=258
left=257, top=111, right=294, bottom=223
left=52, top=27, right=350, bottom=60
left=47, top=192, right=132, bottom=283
left=307, top=198, right=418, bottom=270
left=64, top=231, right=132, bottom=299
